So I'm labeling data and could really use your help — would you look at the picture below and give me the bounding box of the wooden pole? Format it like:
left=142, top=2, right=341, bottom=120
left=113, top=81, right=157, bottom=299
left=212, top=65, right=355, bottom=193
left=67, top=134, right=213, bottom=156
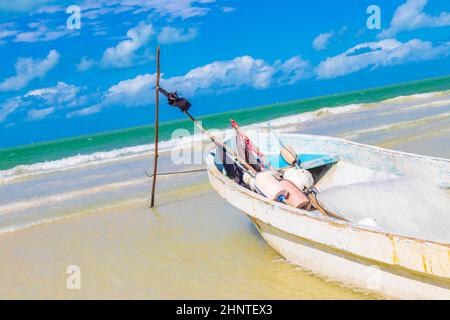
left=150, top=46, right=160, bottom=207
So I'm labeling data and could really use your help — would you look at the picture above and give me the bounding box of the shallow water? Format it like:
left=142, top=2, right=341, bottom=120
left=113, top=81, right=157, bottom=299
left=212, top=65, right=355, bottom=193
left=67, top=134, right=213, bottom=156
left=0, top=186, right=381, bottom=299
left=0, top=90, right=449, bottom=299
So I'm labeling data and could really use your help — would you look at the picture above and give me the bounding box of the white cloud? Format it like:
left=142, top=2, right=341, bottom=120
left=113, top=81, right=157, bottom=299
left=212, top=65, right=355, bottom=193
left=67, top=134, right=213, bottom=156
left=14, top=23, right=72, bottom=43
left=0, top=97, right=23, bottom=122
left=316, top=39, right=450, bottom=79
left=0, top=29, right=18, bottom=43
left=0, top=0, right=53, bottom=12
left=67, top=74, right=155, bottom=117
left=76, top=56, right=96, bottom=72
left=221, top=7, right=235, bottom=13
left=0, top=82, right=85, bottom=123
left=104, top=74, right=157, bottom=107
left=66, top=105, right=102, bottom=118
left=78, top=0, right=214, bottom=20
left=1, top=0, right=214, bottom=18
left=27, top=107, right=55, bottom=120
left=312, top=27, right=347, bottom=51
left=380, top=0, right=450, bottom=38
left=0, top=23, right=18, bottom=45
left=0, top=50, right=60, bottom=92
left=93, top=30, right=108, bottom=36
left=2, top=0, right=216, bottom=46
left=122, top=0, right=214, bottom=19
left=157, top=27, right=197, bottom=44
left=273, top=56, right=312, bottom=85
left=25, top=82, right=81, bottom=107
left=163, top=55, right=310, bottom=96
left=100, top=22, right=154, bottom=68
left=313, top=32, right=334, bottom=51
left=68, top=54, right=311, bottom=117
left=34, top=5, right=64, bottom=14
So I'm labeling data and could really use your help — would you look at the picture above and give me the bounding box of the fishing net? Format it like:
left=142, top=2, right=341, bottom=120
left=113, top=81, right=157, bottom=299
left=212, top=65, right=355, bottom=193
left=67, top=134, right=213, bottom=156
left=317, top=178, right=450, bottom=243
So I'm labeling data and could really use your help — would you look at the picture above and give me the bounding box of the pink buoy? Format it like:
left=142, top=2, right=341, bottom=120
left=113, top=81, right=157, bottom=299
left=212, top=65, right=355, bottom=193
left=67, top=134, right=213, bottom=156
left=254, top=172, right=288, bottom=201
left=279, top=179, right=309, bottom=209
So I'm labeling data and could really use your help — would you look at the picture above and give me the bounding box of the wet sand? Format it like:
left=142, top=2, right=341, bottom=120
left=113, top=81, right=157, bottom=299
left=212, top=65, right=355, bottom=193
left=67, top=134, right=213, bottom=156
left=0, top=184, right=381, bottom=299
left=0, top=91, right=449, bottom=299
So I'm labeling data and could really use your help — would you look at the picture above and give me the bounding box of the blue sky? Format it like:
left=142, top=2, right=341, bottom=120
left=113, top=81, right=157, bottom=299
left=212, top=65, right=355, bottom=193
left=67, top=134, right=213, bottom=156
left=0, top=0, right=449, bottom=146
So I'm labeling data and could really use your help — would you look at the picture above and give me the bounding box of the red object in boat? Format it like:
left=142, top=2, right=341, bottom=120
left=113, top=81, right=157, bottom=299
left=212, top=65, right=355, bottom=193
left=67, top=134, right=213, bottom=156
left=231, top=119, right=271, bottom=170
left=279, top=179, right=309, bottom=209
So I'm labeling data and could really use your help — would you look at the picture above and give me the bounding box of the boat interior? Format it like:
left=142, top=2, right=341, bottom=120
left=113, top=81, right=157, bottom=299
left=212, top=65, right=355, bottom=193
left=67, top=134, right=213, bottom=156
left=211, top=132, right=450, bottom=244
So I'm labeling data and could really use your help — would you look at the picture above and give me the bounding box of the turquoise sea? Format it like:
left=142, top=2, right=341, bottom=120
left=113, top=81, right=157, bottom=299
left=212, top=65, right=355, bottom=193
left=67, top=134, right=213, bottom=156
left=1, top=75, right=450, bottom=171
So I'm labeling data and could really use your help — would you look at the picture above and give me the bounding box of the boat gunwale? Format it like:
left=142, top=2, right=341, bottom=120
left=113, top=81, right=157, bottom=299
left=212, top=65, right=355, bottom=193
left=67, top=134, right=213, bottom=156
left=277, top=133, right=450, bottom=164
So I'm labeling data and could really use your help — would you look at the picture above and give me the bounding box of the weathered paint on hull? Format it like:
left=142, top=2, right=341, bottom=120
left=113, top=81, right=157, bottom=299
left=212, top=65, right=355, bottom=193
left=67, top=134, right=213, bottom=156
left=257, top=221, right=450, bottom=299
left=206, top=134, right=450, bottom=299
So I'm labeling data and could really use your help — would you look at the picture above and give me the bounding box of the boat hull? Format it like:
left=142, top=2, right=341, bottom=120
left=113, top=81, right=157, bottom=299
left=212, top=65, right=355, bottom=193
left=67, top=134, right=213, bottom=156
left=206, top=134, right=450, bottom=299
left=257, top=220, right=449, bottom=299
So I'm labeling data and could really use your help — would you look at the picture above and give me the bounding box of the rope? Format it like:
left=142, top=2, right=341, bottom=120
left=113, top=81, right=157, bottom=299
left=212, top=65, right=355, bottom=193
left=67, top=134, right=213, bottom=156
left=145, top=168, right=207, bottom=178
left=184, top=111, right=256, bottom=174
left=267, top=123, right=286, bottom=149
left=267, top=123, right=301, bottom=168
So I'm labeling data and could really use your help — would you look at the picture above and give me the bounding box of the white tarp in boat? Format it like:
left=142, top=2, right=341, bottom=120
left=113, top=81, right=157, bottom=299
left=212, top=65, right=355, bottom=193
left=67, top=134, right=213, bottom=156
left=317, top=178, right=450, bottom=243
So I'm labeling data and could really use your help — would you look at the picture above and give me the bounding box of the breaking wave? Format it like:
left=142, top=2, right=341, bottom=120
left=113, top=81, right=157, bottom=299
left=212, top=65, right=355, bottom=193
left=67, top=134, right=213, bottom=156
left=1, top=89, right=449, bottom=184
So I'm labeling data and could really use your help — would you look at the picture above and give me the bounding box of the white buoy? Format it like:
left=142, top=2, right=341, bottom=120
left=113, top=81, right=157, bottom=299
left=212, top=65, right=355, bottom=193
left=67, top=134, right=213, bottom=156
left=283, top=167, right=314, bottom=192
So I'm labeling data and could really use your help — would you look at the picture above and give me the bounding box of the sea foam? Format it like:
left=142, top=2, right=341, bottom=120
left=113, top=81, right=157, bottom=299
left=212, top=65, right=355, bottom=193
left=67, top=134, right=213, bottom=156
left=1, top=90, right=449, bottom=184
left=0, top=103, right=365, bottom=184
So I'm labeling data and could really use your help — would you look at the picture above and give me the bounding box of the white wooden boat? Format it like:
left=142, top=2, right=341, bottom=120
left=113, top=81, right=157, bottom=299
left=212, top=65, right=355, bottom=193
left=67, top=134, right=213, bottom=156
left=206, top=133, right=450, bottom=299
